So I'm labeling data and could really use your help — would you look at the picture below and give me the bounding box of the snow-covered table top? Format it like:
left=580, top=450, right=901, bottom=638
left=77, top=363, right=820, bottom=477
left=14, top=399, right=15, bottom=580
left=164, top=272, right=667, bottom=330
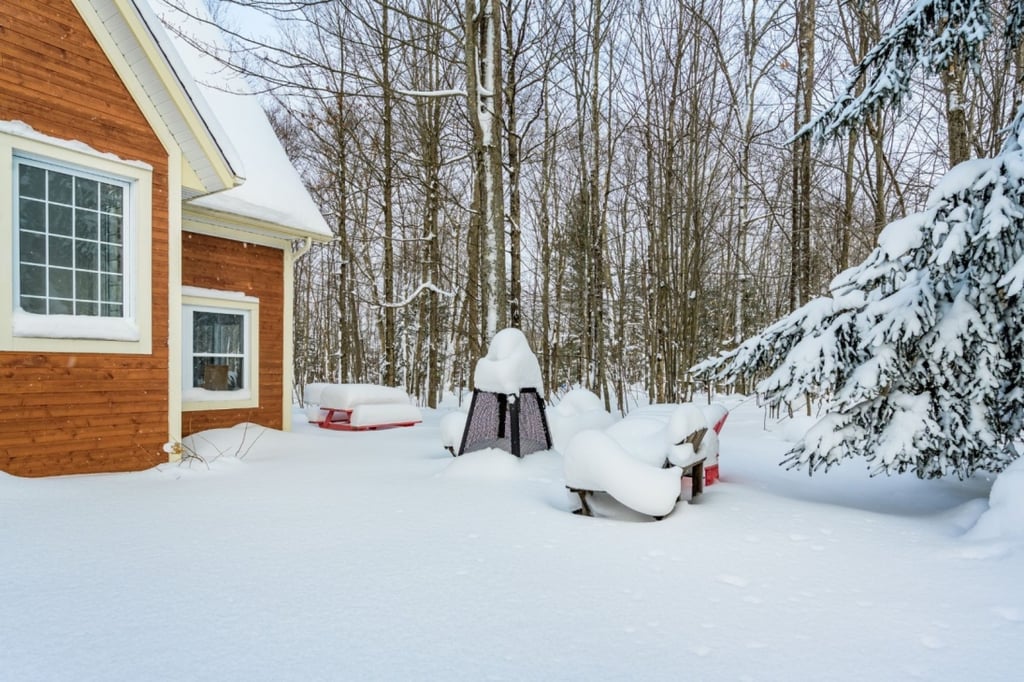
left=318, top=384, right=411, bottom=409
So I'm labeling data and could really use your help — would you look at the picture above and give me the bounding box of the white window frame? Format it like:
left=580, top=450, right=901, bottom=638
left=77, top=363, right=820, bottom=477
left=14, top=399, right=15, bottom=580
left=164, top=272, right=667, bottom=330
left=182, top=290, right=259, bottom=411
left=0, top=124, right=152, bottom=353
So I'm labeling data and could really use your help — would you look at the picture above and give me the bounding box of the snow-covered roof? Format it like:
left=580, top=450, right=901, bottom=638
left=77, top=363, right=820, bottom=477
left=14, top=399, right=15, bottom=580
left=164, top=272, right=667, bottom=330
left=143, top=0, right=331, bottom=240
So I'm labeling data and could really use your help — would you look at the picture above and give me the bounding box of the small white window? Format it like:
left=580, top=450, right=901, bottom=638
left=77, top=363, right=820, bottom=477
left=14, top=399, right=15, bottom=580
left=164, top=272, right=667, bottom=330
left=182, top=295, right=259, bottom=410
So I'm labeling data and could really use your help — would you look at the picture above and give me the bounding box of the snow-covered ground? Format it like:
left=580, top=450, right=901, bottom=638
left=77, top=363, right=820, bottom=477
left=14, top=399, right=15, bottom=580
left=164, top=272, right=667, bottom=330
left=2, top=397, right=1022, bottom=681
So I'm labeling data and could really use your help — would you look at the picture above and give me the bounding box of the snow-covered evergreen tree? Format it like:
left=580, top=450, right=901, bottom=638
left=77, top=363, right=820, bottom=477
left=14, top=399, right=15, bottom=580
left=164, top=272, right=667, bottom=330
left=693, top=0, right=1024, bottom=478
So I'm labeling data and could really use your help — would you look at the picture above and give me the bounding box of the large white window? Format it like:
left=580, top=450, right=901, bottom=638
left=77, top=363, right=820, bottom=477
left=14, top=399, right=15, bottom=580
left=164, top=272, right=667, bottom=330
left=1, top=123, right=152, bottom=353
left=182, top=291, right=259, bottom=410
left=15, top=157, right=130, bottom=317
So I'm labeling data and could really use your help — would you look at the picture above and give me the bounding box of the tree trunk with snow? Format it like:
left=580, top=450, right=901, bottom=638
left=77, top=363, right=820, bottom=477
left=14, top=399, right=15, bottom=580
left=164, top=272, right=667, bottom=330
left=465, top=0, right=507, bottom=351
left=379, top=3, right=398, bottom=386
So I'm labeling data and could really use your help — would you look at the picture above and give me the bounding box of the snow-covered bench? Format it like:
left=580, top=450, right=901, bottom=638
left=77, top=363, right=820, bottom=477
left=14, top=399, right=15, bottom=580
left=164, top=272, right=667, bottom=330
left=313, top=383, right=422, bottom=431
left=563, top=435, right=705, bottom=520
left=563, top=404, right=716, bottom=519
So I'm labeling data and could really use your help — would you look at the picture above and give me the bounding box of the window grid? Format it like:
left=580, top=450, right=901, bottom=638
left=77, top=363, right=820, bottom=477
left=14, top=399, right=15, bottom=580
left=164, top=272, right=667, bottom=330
left=15, top=159, right=126, bottom=317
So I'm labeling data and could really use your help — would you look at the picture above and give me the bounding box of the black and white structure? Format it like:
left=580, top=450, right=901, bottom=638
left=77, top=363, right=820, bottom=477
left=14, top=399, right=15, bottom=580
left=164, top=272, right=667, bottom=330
left=456, top=328, right=552, bottom=457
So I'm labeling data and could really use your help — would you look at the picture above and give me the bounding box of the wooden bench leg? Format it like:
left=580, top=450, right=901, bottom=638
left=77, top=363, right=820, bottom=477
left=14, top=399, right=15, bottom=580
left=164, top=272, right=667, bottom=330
left=568, top=488, right=594, bottom=516
left=691, top=460, right=704, bottom=500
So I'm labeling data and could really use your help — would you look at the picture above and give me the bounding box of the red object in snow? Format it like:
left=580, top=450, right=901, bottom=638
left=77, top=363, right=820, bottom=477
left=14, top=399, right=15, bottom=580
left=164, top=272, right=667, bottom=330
left=317, top=407, right=420, bottom=432
left=702, top=404, right=730, bottom=485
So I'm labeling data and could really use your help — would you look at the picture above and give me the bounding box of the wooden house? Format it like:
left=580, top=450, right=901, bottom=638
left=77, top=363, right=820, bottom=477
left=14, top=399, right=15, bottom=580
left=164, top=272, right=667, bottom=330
left=0, top=0, right=332, bottom=476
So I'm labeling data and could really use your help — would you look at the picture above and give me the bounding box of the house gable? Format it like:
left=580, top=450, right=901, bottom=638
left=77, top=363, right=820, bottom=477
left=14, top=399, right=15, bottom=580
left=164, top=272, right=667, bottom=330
left=0, top=0, right=171, bottom=476
left=73, top=0, right=241, bottom=195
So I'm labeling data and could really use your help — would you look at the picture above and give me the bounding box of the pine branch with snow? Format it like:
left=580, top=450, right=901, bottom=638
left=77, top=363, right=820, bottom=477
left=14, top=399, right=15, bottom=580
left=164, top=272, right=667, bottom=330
left=694, top=120, right=1024, bottom=478
left=800, top=0, right=993, bottom=143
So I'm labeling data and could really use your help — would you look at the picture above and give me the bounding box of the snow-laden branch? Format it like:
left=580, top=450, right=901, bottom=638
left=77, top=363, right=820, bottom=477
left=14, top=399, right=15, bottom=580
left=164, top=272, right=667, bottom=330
left=798, top=0, right=992, bottom=144
left=692, top=140, right=1024, bottom=479
left=396, top=87, right=467, bottom=98
left=380, top=282, right=454, bottom=308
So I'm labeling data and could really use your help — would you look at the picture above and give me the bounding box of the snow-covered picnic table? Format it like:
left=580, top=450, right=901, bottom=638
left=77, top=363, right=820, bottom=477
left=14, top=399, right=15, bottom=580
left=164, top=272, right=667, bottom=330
left=306, top=383, right=422, bottom=431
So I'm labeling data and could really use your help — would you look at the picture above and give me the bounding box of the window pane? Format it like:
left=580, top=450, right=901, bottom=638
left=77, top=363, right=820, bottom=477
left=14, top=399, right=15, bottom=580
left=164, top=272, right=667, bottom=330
left=75, top=210, right=98, bottom=240
left=101, top=274, right=122, bottom=303
left=75, top=301, right=98, bottom=316
left=100, top=183, right=123, bottom=214
left=49, top=268, right=73, bottom=299
left=101, top=214, right=122, bottom=243
left=48, top=171, right=73, bottom=204
left=49, top=299, right=73, bottom=315
left=20, top=296, right=46, bottom=314
left=100, top=244, right=122, bottom=273
left=75, top=270, right=98, bottom=301
left=19, top=164, right=46, bottom=199
left=48, top=204, right=73, bottom=236
left=193, top=356, right=244, bottom=390
left=193, top=311, right=244, bottom=354
left=19, top=198, right=45, bottom=231
left=49, top=236, right=73, bottom=268
left=20, top=264, right=46, bottom=296
left=101, top=302, right=122, bottom=317
left=75, top=240, right=98, bottom=271
left=20, top=230, right=46, bottom=265
left=75, top=177, right=98, bottom=210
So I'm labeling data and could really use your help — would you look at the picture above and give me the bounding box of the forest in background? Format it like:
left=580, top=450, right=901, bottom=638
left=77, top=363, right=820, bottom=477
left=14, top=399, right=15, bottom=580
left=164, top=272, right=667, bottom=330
left=185, top=0, right=1024, bottom=410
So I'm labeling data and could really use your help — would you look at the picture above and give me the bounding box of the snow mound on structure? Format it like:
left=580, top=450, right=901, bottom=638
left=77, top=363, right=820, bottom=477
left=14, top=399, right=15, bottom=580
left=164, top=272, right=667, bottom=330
left=605, top=404, right=710, bottom=468
left=553, top=388, right=605, bottom=415
left=319, top=384, right=411, bottom=409
left=702, top=403, right=730, bottom=434
left=349, top=404, right=422, bottom=427
left=439, top=411, right=468, bottom=451
left=698, top=428, right=720, bottom=468
left=666, top=404, right=708, bottom=466
left=548, top=388, right=617, bottom=452
left=605, top=411, right=672, bottom=467
left=563, top=430, right=682, bottom=517
left=474, top=328, right=544, bottom=394
left=303, top=383, right=333, bottom=405
left=967, top=458, right=1024, bottom=542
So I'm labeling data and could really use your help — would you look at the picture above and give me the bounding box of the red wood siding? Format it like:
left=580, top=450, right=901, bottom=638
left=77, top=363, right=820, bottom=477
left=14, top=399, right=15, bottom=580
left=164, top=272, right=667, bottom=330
left=0, top=0, right=171, bottom=476
left=181, top=231, right=285, bottom=433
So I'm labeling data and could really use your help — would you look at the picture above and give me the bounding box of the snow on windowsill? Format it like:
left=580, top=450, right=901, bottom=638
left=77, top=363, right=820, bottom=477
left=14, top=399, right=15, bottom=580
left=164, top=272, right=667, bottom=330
left=182, top=286, right=258, bottom=303
left=13, top=310, right=140, bottom=342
